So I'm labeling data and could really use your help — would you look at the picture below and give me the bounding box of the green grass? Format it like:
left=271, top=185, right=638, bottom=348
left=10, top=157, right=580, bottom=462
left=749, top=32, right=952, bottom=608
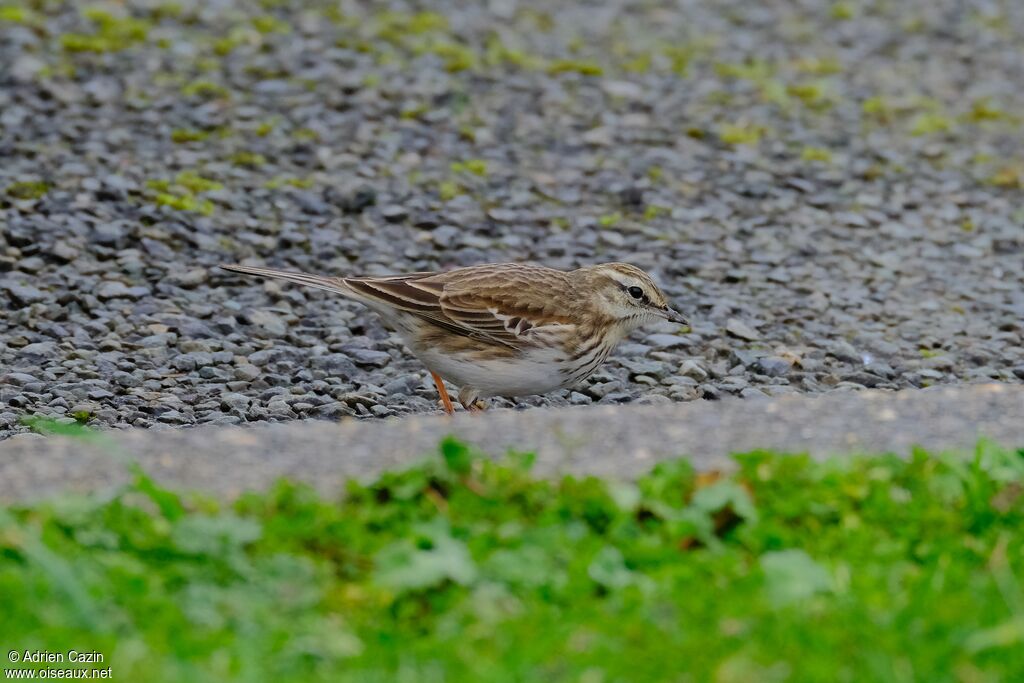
left=2, top=439, right=1024, bottom=682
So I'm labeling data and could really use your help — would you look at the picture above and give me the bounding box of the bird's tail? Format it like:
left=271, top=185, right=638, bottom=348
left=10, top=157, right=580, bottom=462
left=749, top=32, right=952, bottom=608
left=220, top=264, right=353, bottom=296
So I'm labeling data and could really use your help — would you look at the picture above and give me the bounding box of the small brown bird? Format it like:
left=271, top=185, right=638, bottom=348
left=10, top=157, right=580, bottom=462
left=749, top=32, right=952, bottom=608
left=220, top=262, right=688, bottom=414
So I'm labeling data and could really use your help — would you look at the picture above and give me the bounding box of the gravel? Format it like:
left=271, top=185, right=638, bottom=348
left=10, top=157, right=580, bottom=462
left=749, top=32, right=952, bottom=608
left=1, top=1, right=1023, bottom=439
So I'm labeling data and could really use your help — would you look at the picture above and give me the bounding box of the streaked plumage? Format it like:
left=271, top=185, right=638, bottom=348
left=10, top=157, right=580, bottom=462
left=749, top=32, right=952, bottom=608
left=220, top=262, right=688, bottom=413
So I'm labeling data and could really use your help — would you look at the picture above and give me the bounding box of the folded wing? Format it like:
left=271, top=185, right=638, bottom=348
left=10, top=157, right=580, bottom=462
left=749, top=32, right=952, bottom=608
left=348, top=264, right=576, bottom=350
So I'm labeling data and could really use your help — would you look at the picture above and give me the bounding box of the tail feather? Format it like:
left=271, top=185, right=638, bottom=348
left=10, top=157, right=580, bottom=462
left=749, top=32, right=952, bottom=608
left=220, top=264, right=352, bottom=296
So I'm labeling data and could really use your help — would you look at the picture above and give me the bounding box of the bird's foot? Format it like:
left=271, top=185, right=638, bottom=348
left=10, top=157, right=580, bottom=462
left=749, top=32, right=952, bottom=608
left=458, top=388, right=486, bottom=413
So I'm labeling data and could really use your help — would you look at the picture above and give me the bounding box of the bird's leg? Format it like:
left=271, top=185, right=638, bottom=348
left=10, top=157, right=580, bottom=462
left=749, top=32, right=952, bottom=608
left=458, top=388, right=486, bottom=413
left=430, top=371, right=455, bottom=415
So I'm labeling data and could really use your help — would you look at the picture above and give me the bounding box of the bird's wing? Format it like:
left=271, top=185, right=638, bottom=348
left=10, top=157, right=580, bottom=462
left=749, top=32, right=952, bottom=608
left=437, top=288, right=575, bottom=348
left=340, top=275, right=493, bottom=340
left=221, top=263, right=576, bottom=350
left=349, top=265, right=576, bottom=349
left=435, top=265, right=577, bottom=348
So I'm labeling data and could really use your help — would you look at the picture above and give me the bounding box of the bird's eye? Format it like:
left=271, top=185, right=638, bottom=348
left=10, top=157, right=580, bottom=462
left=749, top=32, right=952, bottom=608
left=627, top=286, right=644, bottom=300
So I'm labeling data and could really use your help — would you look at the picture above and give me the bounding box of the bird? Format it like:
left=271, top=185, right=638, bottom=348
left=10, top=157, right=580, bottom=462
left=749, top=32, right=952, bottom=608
left=220, top=262, right=688, bottom=414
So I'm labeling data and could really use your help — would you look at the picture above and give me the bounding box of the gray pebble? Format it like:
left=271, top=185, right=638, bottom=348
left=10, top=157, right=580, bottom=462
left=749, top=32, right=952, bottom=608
left=3, top=283, right=47, bottom=307
left=247, top=350, right=276, bottom=367
left=92, top=222, right=128, bottom=248
left=646, top=334, right=691, bottom=350
left=221, top=393, right=251, bottom=412
left=2, top=372, right=40, bottom=386
left=342, top=347, right=391, bottom=368
left=380, top=205, right=409, bottom=222
left=840, top=372, right=886, bottom=388
left=725, top=319, right=760, bottom=341
left=243, top=311, right=289, bottom=338
left=310, top=354, right=359, bottom=376
left=234, top=364, right=262, bottom=381
left=753, top=357, right=792, bottom=377
left=97, top=281, right=147, bottom=301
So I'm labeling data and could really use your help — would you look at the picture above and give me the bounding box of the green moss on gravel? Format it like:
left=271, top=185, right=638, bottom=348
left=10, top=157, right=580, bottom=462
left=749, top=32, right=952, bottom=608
left=989, top=166, right=1023, bottom=189
left=5, top=180, right=50, bottom=200
left=437, top=179, right=462, bottom=201
left=170, top=128, right=209, bottom=143
left=152, top=193, right=214, bottom=215
left=546, top=58, right=604, bottom=76
left=800, top=146, right=833, bottom=163
left=228, top=151, right=266, bottom=168
left=862, top=95, right=893, bottom=122
left=251, top=14, right=290, bottom=35
left=910, top=111, right=954, bottom=136
left=0, top=4, right=31, bottom=23
left=642, top=205, right=669, bottom=220
left=2, top=439, right=1023, bottom=682
left=450, top=159, right=488, bottom=177
left=719, top=122, right=766, bottom=146
left=60, top=8, right=150, bottom=54
left=425, top=41, right=477, bottom=72
left=181, top=79, right=230, bottom=99
left=144, top=172, right=221, bottom=215
left=263, top=175, right=314, bottom=190
left=173, top=171, right=222, bottom=194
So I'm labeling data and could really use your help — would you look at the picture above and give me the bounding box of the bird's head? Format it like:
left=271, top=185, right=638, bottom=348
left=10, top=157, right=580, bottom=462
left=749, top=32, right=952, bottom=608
left=574, top=262, right=689, bottom=333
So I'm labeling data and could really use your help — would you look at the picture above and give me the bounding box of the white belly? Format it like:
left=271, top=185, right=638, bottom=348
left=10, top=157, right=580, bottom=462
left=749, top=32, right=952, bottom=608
left=413, top=345, right=573, bottom=398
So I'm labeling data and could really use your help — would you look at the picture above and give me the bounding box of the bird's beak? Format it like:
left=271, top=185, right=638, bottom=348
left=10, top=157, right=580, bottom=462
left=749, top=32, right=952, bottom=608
left=661, top=306, right=689, bottom=326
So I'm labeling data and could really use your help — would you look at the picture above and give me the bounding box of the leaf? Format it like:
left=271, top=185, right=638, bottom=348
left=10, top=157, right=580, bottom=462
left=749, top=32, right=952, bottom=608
left=965, top=617, right=1024, bottom=653
left=505, top=449, right=536, bottom=472
left=484, top=546, right=556, bottom=588
left=974, top=439, right=1024, bottom=484
left=760, top=549, right=832, bottom=606
left=691, top=481, right=757, bottom=522
left=686, top=480, right=759, bottom=545
left=172, top=514, right=262, bottom=555
left=283, top=617, right=364, bottom=659
left=131, top=467, right=185, bottom=521
left=374, top=520, right=477, bottom=593
left=588, top=546, right=634, bottom=590
left=608, top=482, right=641, bottom=513
left=440, top=436, right=473, bottom=475
left=0, top=509, right=99, bottom=629
left=20, top=415, right=97, bottom=439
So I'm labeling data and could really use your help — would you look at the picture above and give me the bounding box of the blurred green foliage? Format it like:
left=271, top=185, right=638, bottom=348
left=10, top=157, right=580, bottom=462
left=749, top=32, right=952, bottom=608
left=2, top=439, right=1024, bottom=681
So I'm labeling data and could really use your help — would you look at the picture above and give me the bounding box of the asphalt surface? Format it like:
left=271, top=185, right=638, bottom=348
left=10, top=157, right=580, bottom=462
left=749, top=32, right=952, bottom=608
left=1, top=383, right=1021, bottom=502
